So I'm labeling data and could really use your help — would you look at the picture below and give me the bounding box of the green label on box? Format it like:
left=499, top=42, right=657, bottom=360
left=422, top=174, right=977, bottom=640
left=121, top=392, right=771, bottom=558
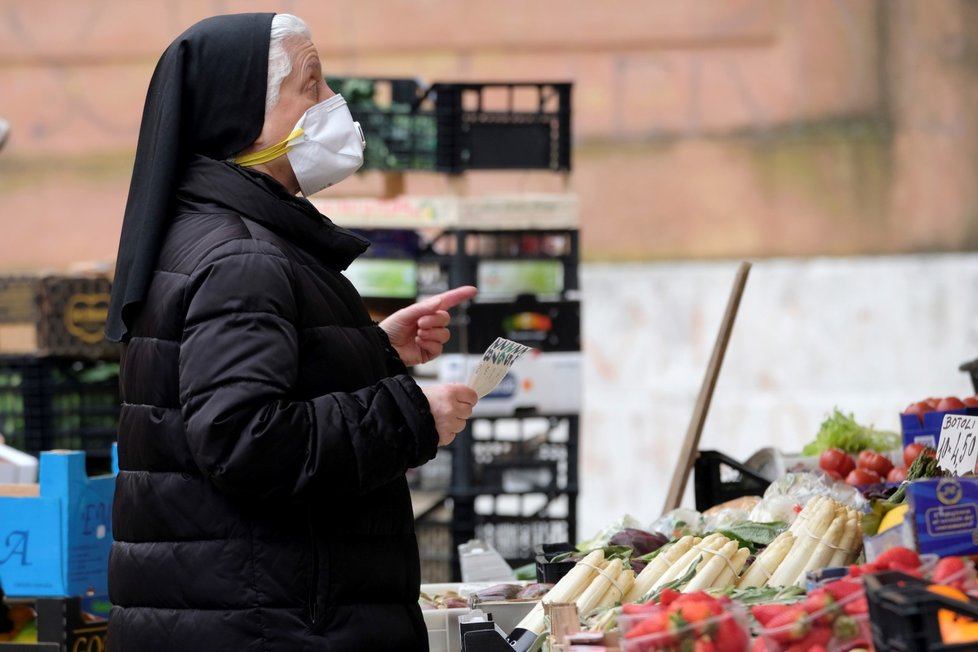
left=345, top=259, right=417, bottom=298
left=477, top=261, right=564, bottom=298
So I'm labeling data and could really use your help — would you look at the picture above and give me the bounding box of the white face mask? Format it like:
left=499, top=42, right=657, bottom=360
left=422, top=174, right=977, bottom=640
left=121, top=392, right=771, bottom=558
left=235, top=93, right=366, bottom=196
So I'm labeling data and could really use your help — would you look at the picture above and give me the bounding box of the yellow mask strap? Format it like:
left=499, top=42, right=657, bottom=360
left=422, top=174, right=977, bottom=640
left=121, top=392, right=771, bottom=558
left=233, top=127, right=304, bottom=167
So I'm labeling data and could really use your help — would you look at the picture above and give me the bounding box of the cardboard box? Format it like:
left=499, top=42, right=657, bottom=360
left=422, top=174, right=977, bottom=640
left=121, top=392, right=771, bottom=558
left=908, top=476, right=978, bottom=557
left=900, top=407, right=978, bottom=449
left=0, top=275, right=119, bottom=359
left=0, top=443, right=38, bottom=484
left=0, top=450, right=114, bottom=597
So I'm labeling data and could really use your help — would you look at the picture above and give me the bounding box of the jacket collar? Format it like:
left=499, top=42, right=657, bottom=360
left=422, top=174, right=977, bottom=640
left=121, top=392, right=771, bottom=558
left=176, top=155, right=369, bottom=270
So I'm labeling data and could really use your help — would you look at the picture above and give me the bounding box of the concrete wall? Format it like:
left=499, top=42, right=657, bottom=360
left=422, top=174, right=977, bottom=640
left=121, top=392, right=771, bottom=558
left=579, top=255, right=978, bottom=536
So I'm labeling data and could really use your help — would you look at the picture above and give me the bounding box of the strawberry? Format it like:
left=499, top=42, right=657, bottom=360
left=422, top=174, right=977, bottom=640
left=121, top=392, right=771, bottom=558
left=765, top=606, right=810, bottom=644
left=874, top=546, right=920, bottom=570
left=713, top=616, right=749, bottom=652
left=751, top=603, right=792, bottom=628
left=824, top=578, right=864, bottom=602
left=622, top=601, right=659, bottom=615
left=802, top=588, right=837, bottom=624
left=672, top=601, right=714, bottom=637
left=693, top=639, right=717, bottom=652
left=624, top=610, right=670, bottom=639
left=783, top=624, right=832, bottom=651
left=933, top=556, right=968, bottom=589
left=751, top=637, right=769, bottom=652
left=842, top=596, right=869, bottom=615
left=832, top=614, right=862, bottom=641
left=657, top=587, right=681, bottom=606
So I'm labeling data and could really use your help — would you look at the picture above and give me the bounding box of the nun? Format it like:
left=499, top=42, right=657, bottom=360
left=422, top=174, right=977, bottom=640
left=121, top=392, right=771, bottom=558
left=106, top=13, right=477, bottom=651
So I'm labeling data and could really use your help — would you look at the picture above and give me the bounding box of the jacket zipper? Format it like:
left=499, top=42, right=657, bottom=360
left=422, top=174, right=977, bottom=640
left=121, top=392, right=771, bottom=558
left=308, top=506, right=319, bottom=626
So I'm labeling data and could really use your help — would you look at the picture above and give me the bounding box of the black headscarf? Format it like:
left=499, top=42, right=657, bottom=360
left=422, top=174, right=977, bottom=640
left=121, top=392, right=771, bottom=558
left=106, top=13, right=275, bottom=342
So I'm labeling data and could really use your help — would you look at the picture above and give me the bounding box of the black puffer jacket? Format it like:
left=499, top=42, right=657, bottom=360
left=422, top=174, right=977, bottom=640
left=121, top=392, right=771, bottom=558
left=108, top=156, right=438, bottom=652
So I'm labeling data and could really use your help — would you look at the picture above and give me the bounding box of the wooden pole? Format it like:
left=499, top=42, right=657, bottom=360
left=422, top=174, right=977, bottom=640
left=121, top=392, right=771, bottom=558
left=662, top=261, right=752, bottom=514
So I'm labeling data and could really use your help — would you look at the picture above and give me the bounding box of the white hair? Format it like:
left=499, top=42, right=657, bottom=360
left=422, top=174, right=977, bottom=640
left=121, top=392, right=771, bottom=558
left=266, top=14, right=312, bottom=113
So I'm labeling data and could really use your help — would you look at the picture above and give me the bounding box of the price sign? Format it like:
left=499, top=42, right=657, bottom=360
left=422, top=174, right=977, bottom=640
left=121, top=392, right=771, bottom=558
left=937, top=413, right=978, bottom=476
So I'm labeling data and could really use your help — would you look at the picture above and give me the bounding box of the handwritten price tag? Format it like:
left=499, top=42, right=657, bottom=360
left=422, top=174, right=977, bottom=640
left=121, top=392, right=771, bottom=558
left=937, top=413, right=978, bottom=476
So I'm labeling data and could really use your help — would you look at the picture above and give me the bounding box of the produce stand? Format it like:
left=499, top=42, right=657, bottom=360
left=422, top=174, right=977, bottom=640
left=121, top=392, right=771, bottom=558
left=413, top=264, right=978, bottom=652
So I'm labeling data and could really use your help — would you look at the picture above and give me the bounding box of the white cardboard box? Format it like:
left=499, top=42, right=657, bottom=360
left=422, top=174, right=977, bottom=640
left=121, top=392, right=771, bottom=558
left=0, top=442, right=38, bottom=483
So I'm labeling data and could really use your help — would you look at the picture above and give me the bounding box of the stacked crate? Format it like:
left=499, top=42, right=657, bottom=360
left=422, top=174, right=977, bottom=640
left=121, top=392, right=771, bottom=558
left=317, top=79, right=577, bottom=580
left=0, top=274, right=119, bottom=476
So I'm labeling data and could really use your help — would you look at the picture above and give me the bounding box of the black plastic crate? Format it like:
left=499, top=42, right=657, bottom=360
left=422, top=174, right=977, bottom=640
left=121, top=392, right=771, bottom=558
left=0, top=356, right=119, bottom=476
left=431, top=82, right=571, bottom=173
left=451, top=414, right=578, bottom=496
left=416, top=506, right=454, bottom=585
left=693, top=450, right=771, bottom=512
left=534, top=542, right=577, bottom=584
left=865, top=570, right=978, bottom=651
left=327, top=77, right=572, bottom=174
left=418, top=228, right=579, bottom=300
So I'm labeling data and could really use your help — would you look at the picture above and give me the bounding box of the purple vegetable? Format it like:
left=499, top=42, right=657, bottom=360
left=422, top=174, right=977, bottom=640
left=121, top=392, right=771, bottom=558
left=608, top=528, right=669, bottom=556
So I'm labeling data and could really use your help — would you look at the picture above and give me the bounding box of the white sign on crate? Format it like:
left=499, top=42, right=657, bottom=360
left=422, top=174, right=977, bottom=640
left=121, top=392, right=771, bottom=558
left=937, top=413, right=978, bottom=476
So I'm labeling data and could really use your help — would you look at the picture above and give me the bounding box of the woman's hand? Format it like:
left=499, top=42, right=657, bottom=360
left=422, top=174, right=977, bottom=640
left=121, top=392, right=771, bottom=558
left=379, top=286, right=477, bottom=366
left=421, top=383, right=478, bottom=447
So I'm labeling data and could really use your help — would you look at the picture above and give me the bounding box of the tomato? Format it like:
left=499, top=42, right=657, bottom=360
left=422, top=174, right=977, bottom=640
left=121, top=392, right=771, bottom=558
left=857, top=450, right=894, bottom=476
left=964, top=396, right=978, bottom=408
left=936, top=396, right=966, bottom=411
left=903, top=401, right=931, bottom=426
left=887, top=466, right=908, bottom=483
left=819, top=447, right=855, bottom=478
left=846, top=467, right=881, bottom=486
left=903, top=442, right=934, bottom=467
left=925, top=397, right=941, bottom=409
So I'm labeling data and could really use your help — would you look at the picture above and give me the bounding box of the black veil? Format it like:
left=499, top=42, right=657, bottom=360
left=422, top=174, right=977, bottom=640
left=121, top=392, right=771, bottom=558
left=105, top=13, right=274, bottom=342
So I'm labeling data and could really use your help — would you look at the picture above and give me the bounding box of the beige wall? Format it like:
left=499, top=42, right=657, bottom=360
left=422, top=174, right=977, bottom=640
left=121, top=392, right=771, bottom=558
left=0, top=0, right=976, bottom=269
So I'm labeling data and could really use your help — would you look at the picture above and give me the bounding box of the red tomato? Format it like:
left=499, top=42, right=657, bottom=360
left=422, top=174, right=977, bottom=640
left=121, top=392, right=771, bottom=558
left=964, top=396, right=978, bottom=408
left=857, top=450, right=894, bottom=476
left=925, top=397, right=941, bottom=409
left=903, top=401, right=931, bottom=426
left=887, top=466, right=908, bottom=483
left=846, top=467, right=881, bottom=486
left=903, top=442, right=934, bottom=467
left=819, top=447, right=856, bottom=478
left=936, top=396, right=966, bottom=411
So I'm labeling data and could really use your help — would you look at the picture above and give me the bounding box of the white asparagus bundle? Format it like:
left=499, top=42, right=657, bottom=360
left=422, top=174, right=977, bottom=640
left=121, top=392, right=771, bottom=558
left=767, top=498, right=836, bottom=587
left=712, top=546, right=751, bottom=589
left=684, top=539, right=740, bottom=592
left=737, top=531, right=795, bottom=589
left=624, top=536, right=699, bottom=603
left=595, top=568, right=635, bottom=611
left=794, top=505, right=847, bottom=586
left=576, top=558, right=623, bottom=615
left=833, top=509, right=864, bottom=566
left=513, top=548, right=605, bottom=635
left=651, top=533, right=727, bottom=591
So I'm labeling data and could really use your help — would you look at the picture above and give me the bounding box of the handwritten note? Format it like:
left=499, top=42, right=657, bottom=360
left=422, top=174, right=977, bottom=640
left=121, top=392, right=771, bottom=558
left=937, top=413, right=978, bottom=476
left=467, top=337, right=531, bottom=398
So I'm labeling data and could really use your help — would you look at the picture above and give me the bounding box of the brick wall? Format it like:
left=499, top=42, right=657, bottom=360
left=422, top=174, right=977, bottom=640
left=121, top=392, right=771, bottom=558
left=0, top=0, right=975, bottom=269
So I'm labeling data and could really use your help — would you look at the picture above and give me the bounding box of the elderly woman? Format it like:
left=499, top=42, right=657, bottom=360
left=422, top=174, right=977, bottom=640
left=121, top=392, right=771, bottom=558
left=106, top=13, right=477, bottom=651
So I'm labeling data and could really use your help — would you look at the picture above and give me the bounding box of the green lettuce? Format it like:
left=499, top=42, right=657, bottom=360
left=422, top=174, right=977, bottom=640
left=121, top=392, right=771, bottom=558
left=801, top=408, right=900, bottom=456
